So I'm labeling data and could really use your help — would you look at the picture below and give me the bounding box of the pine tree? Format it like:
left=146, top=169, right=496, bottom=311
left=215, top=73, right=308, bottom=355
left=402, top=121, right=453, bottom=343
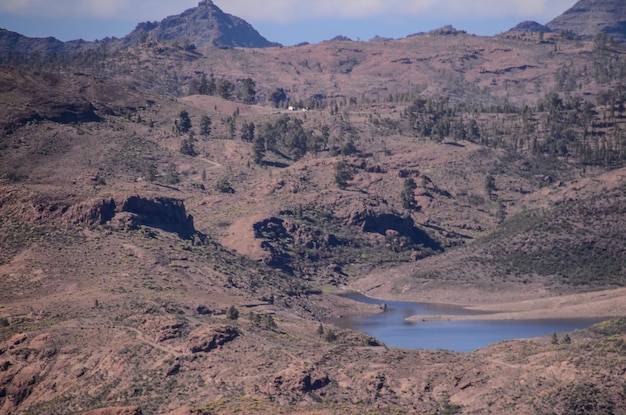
left=200, top=115, right=212, bottom=137
left=177, top=110, right=192, bottom=134
left=317, top=323, right=324, bottom=337
left=334, top=160, right=354, bottom=189
left=401, top=178, right=418, bottom=210
left=334, top=160, right=353, bottom=189
left=252, top=135, right=266, bottom=164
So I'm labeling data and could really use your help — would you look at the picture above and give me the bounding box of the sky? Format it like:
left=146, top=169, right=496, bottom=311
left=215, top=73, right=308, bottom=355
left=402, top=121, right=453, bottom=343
left=0, top=0, right=579, bottom=46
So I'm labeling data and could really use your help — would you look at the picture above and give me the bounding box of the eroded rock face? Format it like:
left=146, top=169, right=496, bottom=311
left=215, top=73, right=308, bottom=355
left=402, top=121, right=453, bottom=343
left=120, top=196, right=196, bottom=237
left=64, top=197, right=116, bottom=227
left=61, top=194, right=201, bottom=239
left=188, top=325, right=239, bottom=353
left=1, top=189, right=200, bottom=240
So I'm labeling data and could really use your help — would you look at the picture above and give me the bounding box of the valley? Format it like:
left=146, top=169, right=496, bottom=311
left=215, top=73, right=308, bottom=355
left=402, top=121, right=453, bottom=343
left=1, top=1, right=626, bottom=414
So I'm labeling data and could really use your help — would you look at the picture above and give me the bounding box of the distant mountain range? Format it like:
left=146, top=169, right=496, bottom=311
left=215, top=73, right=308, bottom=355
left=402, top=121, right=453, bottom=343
left=1, top=0, right=626, bottom=58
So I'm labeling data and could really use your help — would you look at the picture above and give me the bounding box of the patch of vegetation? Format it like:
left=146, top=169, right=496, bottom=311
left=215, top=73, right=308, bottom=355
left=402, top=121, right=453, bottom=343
left=105, top=133, right=164, bottom=180
left=474, top=189, right=626, bottom=287
left=0, top=218, right=48, bottom=264
left=534, top=381, right=618, bottom=415
left=194, top=397, right=408, bottom=415
left=590, top=318, right=626, bottom=336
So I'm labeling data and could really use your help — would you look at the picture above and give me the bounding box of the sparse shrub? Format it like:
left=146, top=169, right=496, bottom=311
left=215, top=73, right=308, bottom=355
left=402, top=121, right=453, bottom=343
left=0, top=317, right=9, bottom=327
left=551, top=332, right=559, bottom=345
left=4, top=172, right=28, bottom=183
left=442, top=403, right=463, bottom=415
left=94, top=173, right=106, bottom=186
left=485, top=174, right=496, bottom=194
left=216, top=177, right=235, bottom=193
left=226, top=305, right=239, bottom=320
left=145, top=163, right=158, bottom=182
left=180, top=138, right=197, bottom=156
left=197, top=305, right=213, bottom=315
left=323, top=328, right=337, bottom=342
left=164, top=163, right=179, bottom=184
left=317, top=323, right=324, bottom=337
left=261, top=314, right=277, bottom=330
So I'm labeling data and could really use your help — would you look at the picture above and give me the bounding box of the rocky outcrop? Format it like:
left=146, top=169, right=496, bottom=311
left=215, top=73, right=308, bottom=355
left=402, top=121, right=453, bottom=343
left=508, top=21, right=552, bottom=33
left=0, top=333, right=59, bottom=413
left=253, top=216, right=344, bottom=272
left=267, top=367, right=331, bottom=394
left=0, top=189, right=201, bottom=240
left=141, top=316, right=189, bottom=342
left=188, top=325, right=239, bottom=353
left=348, top=204, right=441, bottom=251
left=63, top=194, right=201, bottom=239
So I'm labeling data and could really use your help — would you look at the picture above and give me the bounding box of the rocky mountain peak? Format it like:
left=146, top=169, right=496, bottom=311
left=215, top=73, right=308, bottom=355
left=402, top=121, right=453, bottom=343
left=124, top=1, right=278, bottom=48
left=547, top=0, right=626, bottom=43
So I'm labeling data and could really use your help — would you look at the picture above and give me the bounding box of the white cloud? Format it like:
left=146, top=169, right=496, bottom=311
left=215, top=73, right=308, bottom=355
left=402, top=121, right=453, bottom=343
left=0, top=0, right=578, bottom=23
left=220, top=0, right=578, bottom=23
left=0, top=0, right=197, bottom=20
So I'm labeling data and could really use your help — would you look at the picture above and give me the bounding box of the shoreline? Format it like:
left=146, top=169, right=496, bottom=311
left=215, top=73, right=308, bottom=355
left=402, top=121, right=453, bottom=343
left=403, top=287, right=626, bottom=321
left=334, top=286, right=626, bottom=322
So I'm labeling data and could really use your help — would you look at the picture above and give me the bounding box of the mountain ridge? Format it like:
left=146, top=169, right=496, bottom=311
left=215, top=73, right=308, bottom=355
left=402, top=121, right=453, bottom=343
left=7, top=0, right=626, bottom=58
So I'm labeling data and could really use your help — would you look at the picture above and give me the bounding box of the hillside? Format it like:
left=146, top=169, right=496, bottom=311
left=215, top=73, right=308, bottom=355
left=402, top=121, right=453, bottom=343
left=1, top=3, right=626, bottom=415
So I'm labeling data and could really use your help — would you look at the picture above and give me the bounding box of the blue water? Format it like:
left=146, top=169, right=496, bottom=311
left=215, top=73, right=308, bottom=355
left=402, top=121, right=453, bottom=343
left=331, top=292, right=604, bottom=352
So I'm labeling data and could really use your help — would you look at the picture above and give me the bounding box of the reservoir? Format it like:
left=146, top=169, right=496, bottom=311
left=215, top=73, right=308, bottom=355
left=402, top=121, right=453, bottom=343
left=331, top=292, right=604, bottom=352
